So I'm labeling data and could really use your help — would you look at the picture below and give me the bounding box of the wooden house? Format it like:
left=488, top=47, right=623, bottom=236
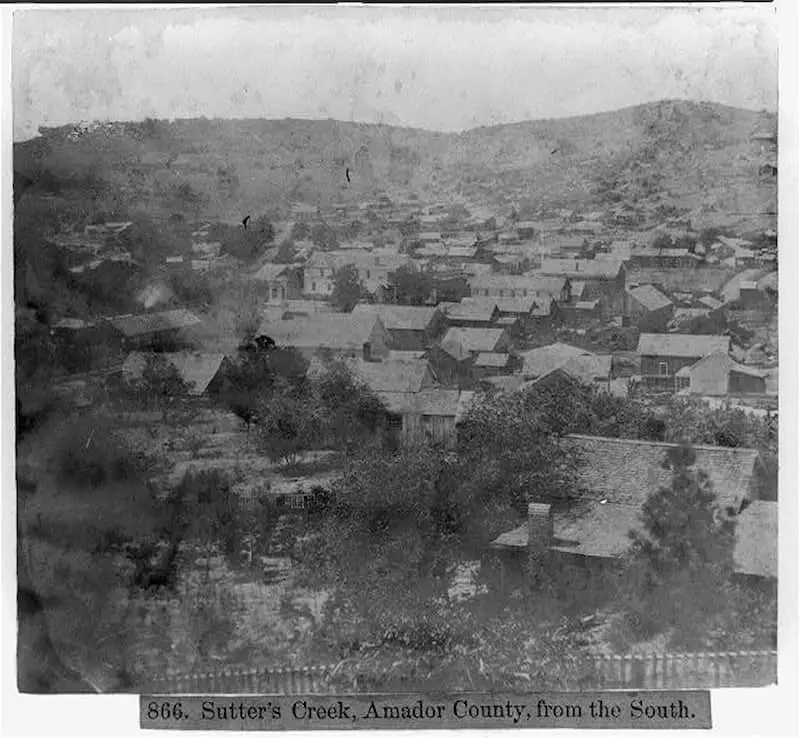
left=350, top=304, right=446, bottom=351
left=625, top=284, right=674, bottom=331
left=253, top=263, right=303, bottom=303
left=491, top=436, right=761, bottom=589
left=637, top=333, right=731, bottom=391
left=380, top=389, right=475, bottom=448
left=675, top=353, right=768, bottom=396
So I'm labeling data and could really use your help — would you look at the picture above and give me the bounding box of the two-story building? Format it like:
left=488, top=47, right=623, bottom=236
left=536, top=258, right=626, bottom=318
left=637, top=333, right=731, bottom=391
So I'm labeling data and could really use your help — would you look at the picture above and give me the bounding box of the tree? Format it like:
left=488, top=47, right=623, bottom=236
left=219, top=346, right=308, bottom=429
left=251, top=214, right=275, bottom=244
left=256, top=379, right=323, bottom=467
left=310, top=357, right=387, bottom=449
left=274, top=239, right=295, bottom=264
left=290, top=221, right=310, bottom=241
left=456, top=387, right=582, bottom=510
left=389, top=266, right=432, bottom=306
left=138, top=354, right=191, bottom=422
left=652, top=233, right=674, bottom=250
left=330, top=264, right=364, bottom=312
left=674, top=234, right=698, bottom=252
left=620, top=444, right=737, bottom=648
left=311, top=223, right=338, bottom=250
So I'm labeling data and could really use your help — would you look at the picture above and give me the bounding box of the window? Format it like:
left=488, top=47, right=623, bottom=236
left=523, top=289, right=528, bottom=297
left=271, top=287, right=278, bottom=299
left=387, top=414, right=403, bottom=431
left=658, top=361, right=668, bottom=376
left=499, top=289, right=505, bottom=297
left=366, top=269, right=371, bottom=279
left=312, top=281, right=317, bottom=291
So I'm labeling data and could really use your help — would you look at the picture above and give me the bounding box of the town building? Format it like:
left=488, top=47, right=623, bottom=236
left=350, top=304, right=446, bottom=351
left=380, top=389, right=475, bottom=448
left=675, top=353, right=768, bottom=396
left=626, top=284, right=674, bottom=331
left=106, top=308, right=202, bottom=353
left=253, top=264, right=303, bottom=303
left=491, top=436, right=761, bottom=584
left=637, top=333, right=732, bottom=391
left=256, top=312, right=391, bottom=361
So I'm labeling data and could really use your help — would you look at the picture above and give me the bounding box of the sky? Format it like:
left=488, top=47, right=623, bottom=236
left=12, top=6, right=778, bottom=141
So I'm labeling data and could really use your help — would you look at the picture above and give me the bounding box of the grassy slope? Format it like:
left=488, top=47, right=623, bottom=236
left=14, top=99, right=776, bottom=225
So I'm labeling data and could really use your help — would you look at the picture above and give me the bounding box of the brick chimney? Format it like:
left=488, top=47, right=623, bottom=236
left=527, top=502, right=553, bottom=569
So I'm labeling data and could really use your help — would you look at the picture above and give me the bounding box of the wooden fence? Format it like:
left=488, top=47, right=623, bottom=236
left=141, top=650, right=777, bottom=694
left=573, top=650, right=777, bottom=690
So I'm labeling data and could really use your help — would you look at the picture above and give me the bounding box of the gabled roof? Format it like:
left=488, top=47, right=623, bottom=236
left=379, top=389, right=475, bottom=419
left=490, top=502, right=642, bottom=559
left=559, top=354, right=613, bottom=383
left=108, top=309, right=201, bottom=337
left=350, top=303, right=440, bottom=332
left=256, top=312, right=384, bottom=351
left=440, top=327, right=507, bottom=355
left=562, top=434, right=759, bottom=509
left=122, top=352, right=226, bottom=395
left=628, top=284, right=673, bottom=312
left=734, top=501, right=777, bottom=578
left=349, top=358, right=435, bottom=394
left=464, top=295, right=538, bottom=315
left=521, top=342, right=592, bottom=378
left=538, top=258, right=623, bottom=280
left=675, top=352, right=768, bottom=380
left=637, top=333, right=731, bottom=358
left=254, top=263, right=291, bottom=281
left=443, top=301, right=499, bottom=323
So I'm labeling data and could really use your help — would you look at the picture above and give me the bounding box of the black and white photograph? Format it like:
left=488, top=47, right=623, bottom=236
left=11, top=4, right=785, bottom=699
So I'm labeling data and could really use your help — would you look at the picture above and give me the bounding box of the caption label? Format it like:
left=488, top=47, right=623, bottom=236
left=141, top=691, right=711, bottom=730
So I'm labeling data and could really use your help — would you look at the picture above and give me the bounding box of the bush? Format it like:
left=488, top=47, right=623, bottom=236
left=53, top=418, right=145, bottom=489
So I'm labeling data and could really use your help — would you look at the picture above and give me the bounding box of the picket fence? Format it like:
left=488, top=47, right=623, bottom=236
left=142, top=650, right=776, bottom=694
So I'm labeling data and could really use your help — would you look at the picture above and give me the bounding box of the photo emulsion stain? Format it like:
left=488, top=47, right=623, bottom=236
left=12, top=4, right=779, bottom=703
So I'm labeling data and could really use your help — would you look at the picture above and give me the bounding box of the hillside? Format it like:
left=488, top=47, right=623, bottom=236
left=14, top=99, right=776, bottom=225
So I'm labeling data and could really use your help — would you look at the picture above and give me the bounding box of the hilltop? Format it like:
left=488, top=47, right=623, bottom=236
left=14, top=99, right=776, bottom=225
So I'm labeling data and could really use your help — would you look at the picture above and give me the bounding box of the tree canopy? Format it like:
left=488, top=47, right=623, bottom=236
left=330, top=264, right=365, bottom=312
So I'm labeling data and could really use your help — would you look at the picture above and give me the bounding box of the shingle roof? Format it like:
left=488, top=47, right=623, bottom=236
left=563, top=434, right=759, bottom=508
left=351, top=303, right=440, bottom=332
left=559, top=354, right=613, bottom=383
left=521, top=342, right=592, bottom=378
left=734, top=501, right=777, bottom=578
left=490, top=502, right=642, bottom=559
left=628, top=284, right=673, bottom=312
left=379, top=389, right=475, bottom=419
left=637, top=333, right=731, bottom=358
left=122, top=351, right=226, bottom=395
left=108, top=309, right=201, bottom=337
left=349, top=358, right=434, bottom=394
left=256, top=312, right=383, bottom=350
left=441, top=327, right=506, bottom=355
